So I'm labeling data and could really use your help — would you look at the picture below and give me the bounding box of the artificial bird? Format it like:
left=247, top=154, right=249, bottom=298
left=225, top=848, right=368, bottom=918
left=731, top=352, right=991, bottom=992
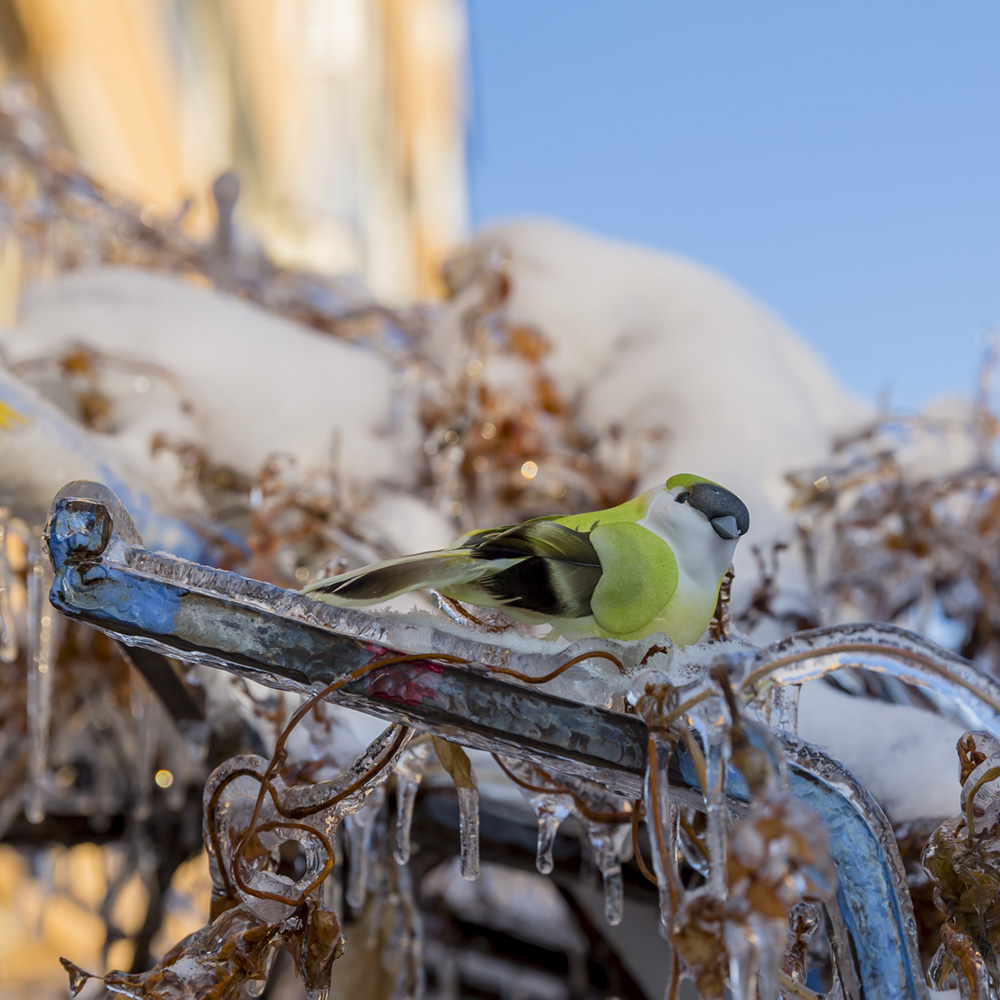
left=303, top=473, right=749, bottom=644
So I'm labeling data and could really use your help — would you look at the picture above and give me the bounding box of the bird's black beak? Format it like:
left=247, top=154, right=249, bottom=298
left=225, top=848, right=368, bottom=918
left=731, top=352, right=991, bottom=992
left=688, top=482, right=750, bottom=539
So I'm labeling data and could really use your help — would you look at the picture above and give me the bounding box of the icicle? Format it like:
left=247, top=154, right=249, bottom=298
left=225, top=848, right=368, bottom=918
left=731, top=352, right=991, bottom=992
left=345, top=787, right=385, bottom=910
left=25, top=536, right=55, bottom=825
left=389, top=862, right=426, bottom=1000
left=535, top=809, right=562, bottom=875
left=760, top=681, right=801, bottom=733
left=724, top=921, right=756, bottom=1000
left=394, top=740, right=432, bottom=865
left=689, top=702, right=731, bottom=898
left=344, top=813, right=369, bottom=910
left=497, top=756, right=572, bottom=876
left=130, top=673, right=158, bottom=822
left=456, top=786, right=480, bottom=880
left=581, top=821, right=632, bottom=927
left=0, top=508, right=17, bottom=663
left=436, top=948, right=461, bottom=1000
left=244, top=967, right=271, bottom=998
left=324, top=841, right=344, bottom=921
left=602, top=866, right=625, bottom=927
left=644, top=732, right=678, bottom=934
left=753, top=919, right=782, bottom=1000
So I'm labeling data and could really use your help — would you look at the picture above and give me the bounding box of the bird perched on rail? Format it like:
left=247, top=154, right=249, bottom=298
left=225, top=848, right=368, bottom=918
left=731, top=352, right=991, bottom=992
left=303, top=474, right=749, bottom=645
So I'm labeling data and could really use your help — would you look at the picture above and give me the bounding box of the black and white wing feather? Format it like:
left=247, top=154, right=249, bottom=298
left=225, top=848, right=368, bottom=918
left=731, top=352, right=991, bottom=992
left=303, top=517, right=604, bottom=619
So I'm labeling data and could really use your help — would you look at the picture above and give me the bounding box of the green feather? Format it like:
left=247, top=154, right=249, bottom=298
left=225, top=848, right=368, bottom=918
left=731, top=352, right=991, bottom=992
left=588, top=521, right=678, bottom=635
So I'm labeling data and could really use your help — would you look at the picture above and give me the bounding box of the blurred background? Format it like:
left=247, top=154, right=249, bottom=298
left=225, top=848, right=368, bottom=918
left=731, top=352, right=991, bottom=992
left=1, top=1, right=996, bottom=403
left=0, top=0, right=468, bottom=301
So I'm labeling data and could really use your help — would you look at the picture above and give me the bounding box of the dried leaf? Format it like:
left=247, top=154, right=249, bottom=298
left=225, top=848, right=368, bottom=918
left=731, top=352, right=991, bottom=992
left=432, top=736, right=478, bottom=791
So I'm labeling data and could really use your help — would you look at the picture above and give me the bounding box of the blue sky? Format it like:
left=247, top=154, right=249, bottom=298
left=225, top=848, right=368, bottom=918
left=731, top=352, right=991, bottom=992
left=466, top=3, right=1000, bottom=411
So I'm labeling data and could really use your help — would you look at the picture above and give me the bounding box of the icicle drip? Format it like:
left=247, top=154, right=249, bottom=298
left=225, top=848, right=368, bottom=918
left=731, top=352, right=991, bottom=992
left=498, top=756, right=572, bottom=875
left=0, top=508, right=17, bottom=663
left=389, top=862, right=426, bottom=1000
left=759, top=680, right=801, bottom=733
left=535, top=810, right=561, bottom=875
left=394, top=740, right=432, bottom=865
left=644, top=732, right=678, bottom=935
left=244, top=957, right=274, bottom=999
left=436, top=948, right=461, bottom=1000
left=130, top=673, right=158, bottom=822
left=345, top=787, right=385, bottom=910
left=689, top=701, right=731, bottom=898
left=324, top=842, right=344, bottom=921
left=603, top=869, right=624, bottom=928
left=25, top=537, right=56, bottom=825
left=581, top=820, right=632, bottom=927
left=724, top=920, right=757, bottom=1000
left=456, top=786, right=480, bottom=880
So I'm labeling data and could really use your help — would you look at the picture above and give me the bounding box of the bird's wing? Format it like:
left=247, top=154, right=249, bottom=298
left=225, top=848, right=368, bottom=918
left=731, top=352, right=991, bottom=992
left=302, top=549, right=514, bottom=606
left=450, top=519, right=603, bottom=619
left=588, top=522, right=678, bottom=635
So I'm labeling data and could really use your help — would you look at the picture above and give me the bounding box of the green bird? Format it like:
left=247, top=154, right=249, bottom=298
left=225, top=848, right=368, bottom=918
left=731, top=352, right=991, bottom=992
left=302, top=474, right=749, bottom=645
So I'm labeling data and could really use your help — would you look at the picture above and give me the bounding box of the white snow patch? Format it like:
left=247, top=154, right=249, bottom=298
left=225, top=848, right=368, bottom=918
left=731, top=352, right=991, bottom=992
left=4, top=267, right=423, bottom=494
left=798, top=682, right=964, bottom=822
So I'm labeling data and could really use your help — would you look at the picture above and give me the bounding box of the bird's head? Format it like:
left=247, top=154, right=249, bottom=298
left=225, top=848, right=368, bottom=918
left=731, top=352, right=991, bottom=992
left=643, top=474, right=750, bottom=576
left=665, top=473, right=750, bottom=540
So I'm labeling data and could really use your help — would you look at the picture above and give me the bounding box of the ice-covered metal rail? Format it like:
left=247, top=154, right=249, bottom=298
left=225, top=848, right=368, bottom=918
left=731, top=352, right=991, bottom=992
left=45, top=481, right=929, bottom=999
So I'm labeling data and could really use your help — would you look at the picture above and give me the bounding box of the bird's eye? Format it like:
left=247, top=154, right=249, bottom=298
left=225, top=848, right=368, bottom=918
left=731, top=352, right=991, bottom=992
left=675, top=491, right=690, bottom=504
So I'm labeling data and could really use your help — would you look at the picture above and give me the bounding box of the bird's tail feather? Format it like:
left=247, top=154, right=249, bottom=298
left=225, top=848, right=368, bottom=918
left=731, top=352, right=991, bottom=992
left=302, top=550, right=515, bottom=607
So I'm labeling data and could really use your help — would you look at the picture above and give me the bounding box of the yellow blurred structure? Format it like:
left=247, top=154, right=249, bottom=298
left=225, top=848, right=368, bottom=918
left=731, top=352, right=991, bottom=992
left=0, top=0, right=468, bottom=300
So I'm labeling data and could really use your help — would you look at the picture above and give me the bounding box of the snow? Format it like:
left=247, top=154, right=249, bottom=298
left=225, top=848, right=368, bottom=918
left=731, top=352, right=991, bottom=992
left=2, top=266, right=424, bottom=498
left=798, top=681, right=964, bottom=822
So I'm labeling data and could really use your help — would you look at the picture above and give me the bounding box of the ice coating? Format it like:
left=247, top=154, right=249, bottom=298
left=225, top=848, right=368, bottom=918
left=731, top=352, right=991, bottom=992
left=687, top=697, right=732, bottom=898
left=742, top=622, right=1000, bottom=736
left=643, top=732, right=678, bottom=936
left=759, top=681, right=801, bottom=734
left=957, top=731, right=1000, bottom=843
left=122, top=544, right=681, bottom=705
left=204, top=725, right=411, bottom=922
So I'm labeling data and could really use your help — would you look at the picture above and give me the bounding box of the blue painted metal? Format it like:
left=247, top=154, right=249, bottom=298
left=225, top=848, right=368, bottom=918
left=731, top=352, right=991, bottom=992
left=45, top=480, right=931, bottom=999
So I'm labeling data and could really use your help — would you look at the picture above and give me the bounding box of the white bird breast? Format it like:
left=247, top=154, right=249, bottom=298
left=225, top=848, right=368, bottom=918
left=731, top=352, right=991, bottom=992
left=639, top=489, right=738, bottom=588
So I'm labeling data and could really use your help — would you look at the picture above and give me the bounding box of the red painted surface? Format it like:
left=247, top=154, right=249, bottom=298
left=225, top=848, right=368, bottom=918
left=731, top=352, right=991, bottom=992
left=366, top=657, right=445, bottom=707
